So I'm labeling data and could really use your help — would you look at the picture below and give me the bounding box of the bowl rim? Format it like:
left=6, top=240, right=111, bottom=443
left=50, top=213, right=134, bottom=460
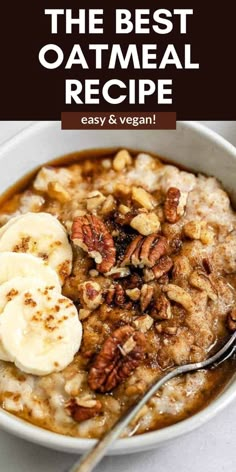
left=0, top=120, right=235, bottom=454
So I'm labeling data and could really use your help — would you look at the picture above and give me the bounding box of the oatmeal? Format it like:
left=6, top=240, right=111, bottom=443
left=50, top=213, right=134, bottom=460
left=0, top=149, right=235, bottom=439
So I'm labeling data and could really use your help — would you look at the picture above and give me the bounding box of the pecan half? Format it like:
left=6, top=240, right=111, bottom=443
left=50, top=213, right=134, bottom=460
left=106, top=284, right=127, bottom=307
left=66, top=398, right=102, bottom=423
left=126, top=288, right=141, bottom=301
left=144, top=256, right=173, bottom=282
left=121, top=234, right=168, bottom=268
left=140, top=284, right=154, bottom=312
left=227, top=308, right=236, bottom=331
left=151, top=294, right=172, bottom=320
left=71, top=215, right=116, bottom=273
left=88, top=326, right=146, bottom=392
left=164, top=187, right=188, bottom=224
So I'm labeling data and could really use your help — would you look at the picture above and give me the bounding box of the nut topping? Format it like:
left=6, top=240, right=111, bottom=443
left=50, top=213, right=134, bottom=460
left=121, top=234, right=168, bottom=268
left=184, top=221, right=202, bottom=240
left=78, top=281, right=103, bottom=311
left=71, top=215, right=116, bottom=273
left=101, top=195, right=116, bottom=216
left=140, top=284, right=154, bottom=312
left=130, top=212, right=160, bottom=236
left=184, top=221, right=215, bottom=245
left=144, top=256, right=173, bottom=282
left=151, top=294, right=172, bottom=320
left=88, top=326, right=146, bottom=392
left=86, top=191, right=106, bottom=212
left=132, top=187, right=154, bottom=210
left=164, top=187, right=188, bottom=223
left=106, top=284, right=127, bottom=307
left=113, top=149, right=132, bottom=171
left=126, top=288, right=141, bottom=301
left=66, top=398, right=102, bottom=423
left=133, top=315, right=154, bottom=332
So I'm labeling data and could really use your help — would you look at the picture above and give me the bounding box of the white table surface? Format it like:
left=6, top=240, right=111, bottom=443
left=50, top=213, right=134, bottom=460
left=0, top=121, right=235, bottom=472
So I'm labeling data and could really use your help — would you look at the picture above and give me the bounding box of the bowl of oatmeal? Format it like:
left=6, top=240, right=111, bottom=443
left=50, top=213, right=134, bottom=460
left=0, top=121, right=235, bottom=454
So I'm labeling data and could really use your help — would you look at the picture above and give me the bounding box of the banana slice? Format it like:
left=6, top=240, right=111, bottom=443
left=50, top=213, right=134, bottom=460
left=0, top=252, right=61, bottom=290
left=0, top=212, right=72, bottom=284
left=0, top=288, right=82, bottom=375
left=0, top=276, right=58, bottom=362
left=0, top=214, right=22, bottom=238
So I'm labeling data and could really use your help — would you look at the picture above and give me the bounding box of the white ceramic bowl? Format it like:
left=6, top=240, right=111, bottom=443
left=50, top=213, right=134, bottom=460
left=0, top=121, right=235, bottom=454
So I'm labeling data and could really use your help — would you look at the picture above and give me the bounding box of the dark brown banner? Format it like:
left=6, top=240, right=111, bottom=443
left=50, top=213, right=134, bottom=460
left=0, top=1, right=235, bottom=120
left=61, top=112, right=176, bottom=130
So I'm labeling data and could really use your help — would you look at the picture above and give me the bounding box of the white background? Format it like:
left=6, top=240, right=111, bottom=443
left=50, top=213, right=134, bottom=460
left=0, top=121, right=235, bottom=472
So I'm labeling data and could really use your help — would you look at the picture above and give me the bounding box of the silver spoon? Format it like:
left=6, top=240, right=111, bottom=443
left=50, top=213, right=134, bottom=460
left=69, top=331, right=236, bottom=472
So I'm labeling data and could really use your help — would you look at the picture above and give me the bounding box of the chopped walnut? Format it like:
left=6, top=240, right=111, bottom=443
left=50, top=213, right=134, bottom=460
left=151, top=294, right=172, bottom=320
left=47, top=182, right=71, bottom=203
left=122, top=336, right=137, bottom=354
left=164, top=187, right=188, bottom=223
left=119, top=204, right=130, bottom=215
left=79, top=308, right=92, bottom=321
left=227, top=308, right=236, bottom=331
left=126, top=288, right=141, bottom=301
left=86, top=191, right=106, bottom=212
left=184, top=221, right=215, bottom=245
left=200, top=223, right=215, bottom=245
left=88, top=326, right=145, bottom=392
left=101, top=195, right=116, bottom=216
left=184, top=221, right=202, bottom=240
left=189, top=271, right=217, bottom=302
left=121, top=234, right=168, bottom=268
left=113, top=149, right=132, bottom=171
left=144, top=256, right=173, bottom=282
left=140, top=284, right=154, bottom=312
left=130, top=212, right=160, bottom=236
left=78, top=281, right=103, bottom=311
left=66, top=398, right=102, bottom=423
left=163, top=284, right=194, bottom=312
left=133, top=315, right=154, bottom=333
left=114, top=183, right=131, bottom=196
left=71, top=215, right=116, bottom=273
left=132, top=187, right=154, bottom=210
